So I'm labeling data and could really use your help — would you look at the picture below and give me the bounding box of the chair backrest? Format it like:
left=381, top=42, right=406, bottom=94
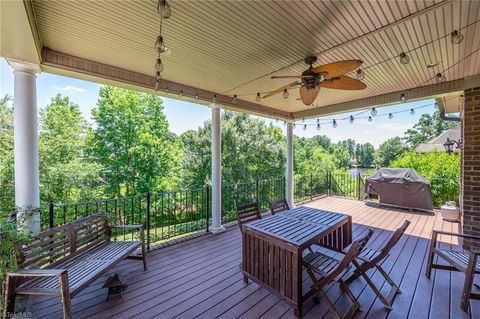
left=236, top=203, right=261, bottom=230
left=269, top=199, right=290, bottom=215
left=374, top=220, right=411, bottom=262
left=326, top=241, right=362, bottom=282
left=356, top=228, right=374, bottom=252
left=19, top=213, right=109, bottom=269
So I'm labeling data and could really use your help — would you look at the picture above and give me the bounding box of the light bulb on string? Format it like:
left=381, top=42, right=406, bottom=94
left=388, top=113, right=393, bottom=119
left=451, top=30, right=464, bottom=44
left=316, top=123, right=321, bottom=130
left=400, top=93, right=406, bottom=103
left=368, top=116, right=373, bottom=122
left=155, top=35, right=166, bottom=53
left=213, top=94, right=217, bottom=102
left=195, top=93, right=199, bottom=100
left=399, top=52, right=410, bottom=65
left=155, top=58, right=164, bottom=72
left=282, top=89, right=289, bottom=99
left=356, top=69, right=365, bottom=80
left=303, top=124, right=307, bottom=131
left=349, top=115, right=354, bottom=124
left=155, top=79, right=160, bottom=91
left=233, top=94, right=237, bottom=103
left=434, top=102, right=438, bottom=109
left=371, top=107, right=377, bottom=116
left=436, top=73, right=446, bottom=83
left=256, top=92, right=261, bottom=102
left=332, top=119, right=337, bottom=128
left=293, top=123, right=296, bottom=129
left=179, top=90, right=183, bottom=97
left=410, top=108, right=415, bottom=115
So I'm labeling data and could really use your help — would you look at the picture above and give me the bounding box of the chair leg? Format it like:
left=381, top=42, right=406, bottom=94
left=360, top=268, right=392, bottom=310
left=4, top=275, right=16, bottom=319
left=59, top=273, right=72, bottom=319
left=318, top=289, right=341, bottom=319
left=461, top=254, right=477, bottom=312
left=339, top=279, right=363, bottom=314
left=426, top=235, right=437, bottom=279
left=343, top=259, right=363, bottom=286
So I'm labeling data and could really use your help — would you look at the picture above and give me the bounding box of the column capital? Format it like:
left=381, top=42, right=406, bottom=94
left=7, top=59, right=41, bottom=74
left=210, top=103, right=221, bottom=110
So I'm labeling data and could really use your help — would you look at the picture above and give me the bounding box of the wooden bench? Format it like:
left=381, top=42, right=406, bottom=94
left=3, top=213, right=147, bottom=319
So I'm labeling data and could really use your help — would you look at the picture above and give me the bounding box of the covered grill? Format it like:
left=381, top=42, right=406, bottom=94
left=365, top=168, right=433, bottom=212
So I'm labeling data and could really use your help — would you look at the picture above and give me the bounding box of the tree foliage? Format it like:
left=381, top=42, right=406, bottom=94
left=375, top=137, right=406, bottom=167
left=403, top=111, right=458, bottom=148
left=0, top=95, right=14, bottom=221
left=88, top=86, right=182, bottom=196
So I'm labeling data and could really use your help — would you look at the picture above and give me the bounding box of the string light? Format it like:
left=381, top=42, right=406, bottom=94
left=256, top=92, right=261, bottom=102
left=155, top=79, right=160, bottom=91
left=332, top=119, right=337, bottom=128
left=410, top=108, right=415, bottom=115
left=293, top=123, right=296, bottom=129
left=233, top=94, right=237, bottom=103
left=155, top=58, right=164, bottom=72
left=368, top=116, right=373, bottom=122
left=436, top=73, right=446, bottom=83
left=400, top=93, right=407, bottom=103
left=389, top=113, right=393, bottom=119
left=434, top=102, right=438, bottom=109
left=282, top=89, right=289, bottom=99
left=371, top=107, right=377, bottom=116
left=356, top=69, right=365, bottom=80
left=165, top=86, right=169, bottom=92
left=349, top=115, right=354, bottom=124
left=302, top=118, right=305, bottom=123
left=451, top=30, right=464, bottom=44
left=213, top=94, right=217, bottom=102
left=316, top=123, right=321, bottom=130
left=179, top=90, right=183, bottom=96
left=399, top=52, right=410, bottom=65
left=195, top=93, right=199, bottom=100
left=303, top=124, right=307, bottom=131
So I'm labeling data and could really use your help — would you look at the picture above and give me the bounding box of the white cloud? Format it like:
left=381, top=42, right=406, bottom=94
left=53, top=85, right=86, bottom=93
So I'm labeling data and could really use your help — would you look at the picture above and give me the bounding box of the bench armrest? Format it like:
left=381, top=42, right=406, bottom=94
left=432, top=230, right=480, bottom=241
left=110, top=224, right=144, bottom=230
left=7, top=268, right=67, bottom=277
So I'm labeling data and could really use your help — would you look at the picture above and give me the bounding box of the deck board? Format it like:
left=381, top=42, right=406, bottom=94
left=27, top=197, right=479, bottom=319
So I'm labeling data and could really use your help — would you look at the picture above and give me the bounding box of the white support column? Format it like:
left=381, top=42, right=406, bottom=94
left=210, top=104, right=225, bottom=233
left=286, top=122, right=294, bottom=208
left=9, top=60, right=41, bottom=234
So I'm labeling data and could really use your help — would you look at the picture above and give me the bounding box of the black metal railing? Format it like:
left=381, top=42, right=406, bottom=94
left=10, top=171, right=460, bottom=250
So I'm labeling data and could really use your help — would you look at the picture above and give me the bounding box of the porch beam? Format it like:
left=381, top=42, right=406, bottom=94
left=210, top=104, right=225, bottom=234
left=293, top=76, right=480, bottom=119
left=40, top=48, right=292, bottom=120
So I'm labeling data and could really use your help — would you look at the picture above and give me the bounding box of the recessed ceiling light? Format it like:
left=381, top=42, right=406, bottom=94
left=426, top=62, right=440, bottom=68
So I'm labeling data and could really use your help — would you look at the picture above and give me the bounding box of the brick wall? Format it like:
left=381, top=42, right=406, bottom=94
left=462, top=87, right=480, bottom=251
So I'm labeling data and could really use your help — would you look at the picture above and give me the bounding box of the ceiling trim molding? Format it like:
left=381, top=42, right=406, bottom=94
left=292, top=76, right=480, bottom=119
left=22, top=0, right=43, bottom=63
left=40, top=48, right=293, bottom=120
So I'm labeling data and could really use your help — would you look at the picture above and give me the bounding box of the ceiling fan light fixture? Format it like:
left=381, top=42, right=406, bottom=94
left=256, top=92, right=261, bottom=102
left=451, top=30, right=464, bottom=44
left=282, top=89, right=289, bottom=99
left=399, top=52, right=410, bottom=65
left=436, top=73, right=446, bottom=83
left=356, top=69, right=365, bottom=80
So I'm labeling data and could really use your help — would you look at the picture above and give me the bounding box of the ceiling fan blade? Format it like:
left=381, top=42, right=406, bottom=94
left=271, top=75, right=302, bottom=79
left=299, top=86, right=319, bottom=106
left=263, top=81, right=300, bottom=99
left=320, top=75, right=367, bottom=90
left=312, top=60, right=362, bottom=78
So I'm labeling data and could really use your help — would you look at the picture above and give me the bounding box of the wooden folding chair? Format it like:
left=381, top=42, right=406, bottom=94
left=426, top=231, right=480, bottom=311
left=269, top=199, right=290, bottom=215
left=236, top=203, right=261, bottom=231
left=303, top=241, right=363, bottom=319
left=343, top=220, right=411, bottom=310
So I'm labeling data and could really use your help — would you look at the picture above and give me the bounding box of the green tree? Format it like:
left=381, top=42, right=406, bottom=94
left=404, top=111, right=458, bottom=148
left=39, top=95, right=104, bottom=204
left=332, top=145, right=350, bottom=169
left=0, top=95, right=14, bottom=221
left=180, top=111, right=285, bottom=187
left=375, top=137, right=406, bottom=167
left=338, top=139, right=356, bottom=160
left=355, top=143, right=375, bottom=167
left=89, top=86, right=181, bottom=196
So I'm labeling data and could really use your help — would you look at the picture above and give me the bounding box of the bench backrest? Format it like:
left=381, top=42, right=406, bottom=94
left=19, top=214, right=110, bottom=269
left=236, top=203, right=261, bottom=230
left=269, top=199, right=290, bottom=215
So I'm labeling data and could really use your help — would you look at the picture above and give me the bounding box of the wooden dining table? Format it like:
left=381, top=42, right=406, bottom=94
left=241, top=206, right=352, bottom=317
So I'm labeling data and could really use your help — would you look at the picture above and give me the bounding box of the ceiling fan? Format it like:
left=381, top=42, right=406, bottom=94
left=264, top=56, right=367, bottom=105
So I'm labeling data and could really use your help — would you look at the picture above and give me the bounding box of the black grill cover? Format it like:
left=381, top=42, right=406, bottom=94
left=365, top=168, right=433, bottom=211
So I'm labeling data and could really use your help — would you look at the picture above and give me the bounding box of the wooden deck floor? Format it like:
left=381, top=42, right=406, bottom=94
left=28, top=197, right=480, bottom=319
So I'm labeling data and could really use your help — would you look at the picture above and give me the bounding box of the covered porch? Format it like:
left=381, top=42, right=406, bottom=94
left=27, top=196, right=479, bottom=319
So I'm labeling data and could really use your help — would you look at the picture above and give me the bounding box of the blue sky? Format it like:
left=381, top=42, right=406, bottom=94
left=0, top=58, right=436, bottom=148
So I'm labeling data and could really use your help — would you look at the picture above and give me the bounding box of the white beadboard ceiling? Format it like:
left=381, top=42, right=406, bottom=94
left=31, top=0, right=480, bottom=115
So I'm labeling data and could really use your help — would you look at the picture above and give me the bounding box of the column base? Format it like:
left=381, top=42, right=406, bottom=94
left=209, top=225, right=226, bottom=234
